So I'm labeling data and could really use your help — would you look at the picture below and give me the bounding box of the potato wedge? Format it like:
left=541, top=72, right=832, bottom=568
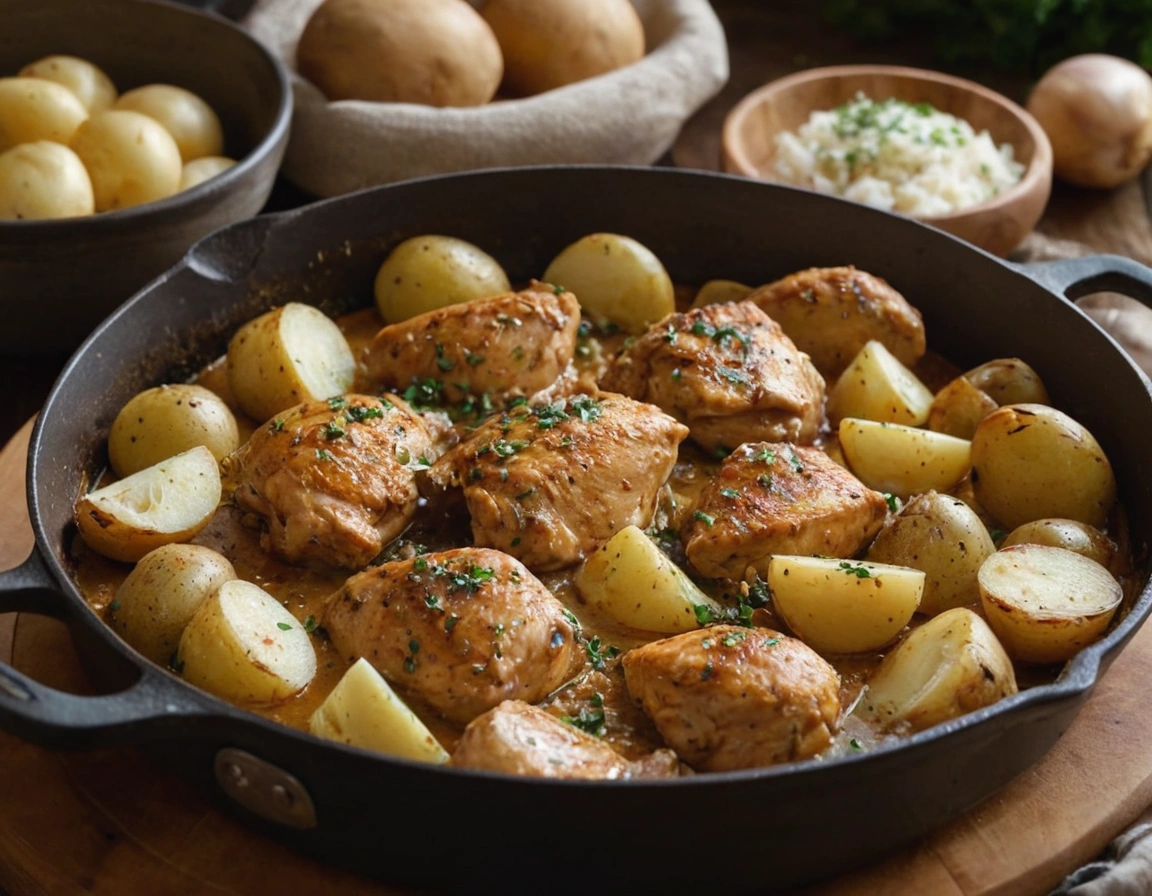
left=108, top=383, right=240, bottom=477
left=863, top=607, right=1017, bottom=732
left=827, top=339, right=934, bottom=426
left=542, top=233, right=674, bottom=333
left=574, top=525, right=723, bottom=633
left=866, top=491, right=995, bottom=616
left=767, top=555, right=924, bottom=654
left=838, top=418, right=971, bottom=497
left=964, top=358, right=1049, bottom=406
left=970, top=404, right=1117, bottom=529
left=226, top=303, right=355, bottom=423
left=177, top=579, right=317, bottom=704
left=927, top=375, right=998, bottom=439
left=690, top=278, right=754, bottom=309
left=1002, top=518, right=1116, bottom=570
left=74, top=446, right=222, bottom=563
left=109, top=544, right=235, bottom=666
left=374, top=235, right=511, bottom=324
left=310, top=657, right=449, bottom=764
left=977, top=544, right=1122, bottom=664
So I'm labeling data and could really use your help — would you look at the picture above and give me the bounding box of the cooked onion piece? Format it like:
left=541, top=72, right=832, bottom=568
left=1002, top=518, right=1116, bottom=570
left=115, top=84, right=224, bottom=162
left=109, top=543, right=236, bottom=666
left=863, top=607, right=1018, bottom=732
left=0, top=141, right=94, bottom=220
left=19, top=55, right=118, bottom=113
left=838, top=418, right=971, bottom=496
left=574, top=525, right=723, bottom=634
left=970, top=403, right=1116, bottom=529
left=690, top=278, right=754, bottom=309
left=180, top=155, right=236, bottom=191
left=226, top=303, right=356, bottom=423
left=542, top=232, right=674, bottom=333
left=108, top=383, right=240, bottom=477
left=177, top=579, right=317, bottom=704
left=866, top=491, right=995, bottom=616
left=373, top=234, right=510, bottom=324
left=0, top=76, right=89, bottom=151
left=74, top=445, right=222, bottom=563
left=927, top=375, right=998, bottom=440
left=827, top=339, right=934, bottom=426
left=310, top=658, right=449, bottom=764
left=977, top=544, right=1122, bottom=665
left=963, top=358, right=1049, bottom=407
left=767, top=555, right=924, bottom=654
left=70, top=109, right=182, bottom=211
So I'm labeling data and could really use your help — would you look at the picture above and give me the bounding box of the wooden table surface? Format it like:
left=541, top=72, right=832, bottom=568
left=6, top=2, right=1152, bottom=894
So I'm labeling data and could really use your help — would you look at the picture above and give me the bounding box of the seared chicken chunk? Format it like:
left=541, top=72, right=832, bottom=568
left=622, top=625, right=841, bottom=771
left=362, top=282, right=581, bottom=407
left=226, top=394, right=433, bottom=569
left=450, top=700, right=680, bottom=779
left=426, top=392, right=689, bottom=571
left=323, top=549, right=579, bottom=724
left=684, top=443, right=888, bottom=580
left=601, top=301, right=825, bottom=453
left=746, top=266, right=926, bottom=377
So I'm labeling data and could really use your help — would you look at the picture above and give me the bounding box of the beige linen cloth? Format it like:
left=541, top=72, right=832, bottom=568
left=244, top=0, right=729, bottom=197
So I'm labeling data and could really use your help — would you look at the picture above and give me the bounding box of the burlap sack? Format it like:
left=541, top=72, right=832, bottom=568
left=244, top=0, right=729, bottom=197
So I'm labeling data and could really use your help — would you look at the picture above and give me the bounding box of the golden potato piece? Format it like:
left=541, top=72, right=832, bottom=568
left=827, top=339, right=934, bottom=426
left=70, top=109, right=182, bottom=211
left=0, top=141, right=93, bottom=220
left=927, top=375, right=998, bottom=440
left=1002, top=518, right=1116, bottom=570
left=19, top=55, right=118, bottom=113
left=0, top=76, right=88, bottom=151
left=116, top=84, right=223, bottom=161
left=838, top=418, right=971, bottom=497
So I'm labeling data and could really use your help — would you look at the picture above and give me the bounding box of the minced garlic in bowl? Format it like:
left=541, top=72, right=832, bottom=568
left=773, top=93, right=1024, bottom=216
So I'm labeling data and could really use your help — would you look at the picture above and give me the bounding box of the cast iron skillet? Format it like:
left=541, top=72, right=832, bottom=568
left=2, top=167, right=1152, bottom=895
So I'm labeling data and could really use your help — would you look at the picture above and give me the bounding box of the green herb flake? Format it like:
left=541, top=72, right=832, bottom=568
left=700, top=662, right=714, bottom=681
left=345, top=405, right=384, bottom=423
left=304, top=615, right=318, bottom=633
left=693, top=509, right=715, bottom=527
left=720, top=487, right=740, bottom=499
left=445, top=615, right=460, bottom=633
left=560, top=699, right=607, bottom=737
left=276, top=622, right=292, bottom=631
left=884, top=492, right=900, bottom=513
left=270, top=418, right=285, bottom=433
left=585, top=637, right=619, bottom=671
left=756, top=447, right=776, bottom=464
left=839, top=561, right=873, bottom=579
left=465, top=352, right=485, bottom=367
left=322, top=421, right=346, bottom=440
left=315, top=448, right=334, bottom=461
left=515, top=488, right=535, bottom=501
left=327, top=396, right=347, bottom=409
left=850, top=737, right=863, bottom=751
left=108, top=599, right=121, bottom=613
left=789, top=451, right=804, bottom=473
left=671, top=368, right=682, bottom=381
left=694, top=604, right=717, bottom=625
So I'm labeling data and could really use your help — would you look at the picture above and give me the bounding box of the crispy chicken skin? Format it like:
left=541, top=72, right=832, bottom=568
left=683, top=442, right=889, bottom=580
left=622, top=625, right=841, bottom=772
left=449, top=700, right=680, bottom=779
left=600, top=301, right=825, bottom=453
left=323, top=548, right=580, bottom=724
left=746, top=266, right=926, bottom=377
left=362, top=281, right=581, bottom=406
left=426, top=392, right=689, bottom=572
left=226, top=394, right=433, bottom=569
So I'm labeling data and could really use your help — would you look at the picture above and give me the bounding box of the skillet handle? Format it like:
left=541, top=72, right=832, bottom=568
left=1020, top=254, right=1152, bottom=307
left=0, top=550, right=217, bottom=750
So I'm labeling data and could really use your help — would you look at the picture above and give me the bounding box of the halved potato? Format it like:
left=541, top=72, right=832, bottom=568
left=827, top=339, right=934, bottom=426
left=109, top=543, right=236, bottom=665
left=574, top=525, right=723, bottom=633
left=977, top=544, right=1122, bottom=665
left=690, top=279, right=754, bottom=309
left=74, top=445, right=222, bottom=563
left=374, top=235, right=510, bottom=324
left=542, top=233, right=674, bottom=333
left=838, top=418, right=971, bottom=496
left=1001, top=518, right=1116, bottom=570
left=964, top=358, right=1049, bottom=406
left=767, top=555, right=924, bottom=654
left=177, top=579, right=317, bottom=704
left=226, top=303, right=355, bottom=423
left=310, top=657, right=449, bottom=764
left=970, top=404, right=1117, bottom=529
left=927, top=375, right=998, bottom=439
left=863, top=607, right=1017, bottom=732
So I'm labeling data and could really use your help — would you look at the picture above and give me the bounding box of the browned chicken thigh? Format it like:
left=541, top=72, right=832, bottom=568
left=226, top=394, right=433, bottom=569
left=683, top=443, right=889, bottom=580
left=450, top=700, right=680, bottom=779
left=426, top=392, right=689, bottom=571
left=323, top=548, right=580, bottom=723
left=622, top=625, right=841, bottom=772
left=600, top=301, right=825, bottom=453
left=746, top=266, right=926, bottom=376
left=362, top=281, right=581, bottom=408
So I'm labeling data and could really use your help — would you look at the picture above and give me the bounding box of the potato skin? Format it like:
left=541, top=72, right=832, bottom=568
left=971, top=403, right=1117, bottom=530
left=866, top=491, right=996, bottom=616
left=115, top=84, right=224, bottom=162
left=964, top=358, right=1049, bottom=407
left=1002, top=518, right=1116, bottom=570
left=373, top=234, right=510, bottom=323
left=19, top=55, right=117, bottom=113
left=0, top=141, right=94, bottom=220
left=927, top=375, right=998, bottom=439
left=108, top=383, right=240, bottom=477
left=0, top=76, right=88, bottom=151
left=70, top=109, right=182, bottom=211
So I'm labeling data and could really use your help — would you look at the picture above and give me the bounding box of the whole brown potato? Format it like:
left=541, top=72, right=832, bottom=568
left=297, top=0, right=503, bottom=107
left=482, top=0, right=645, bottom=97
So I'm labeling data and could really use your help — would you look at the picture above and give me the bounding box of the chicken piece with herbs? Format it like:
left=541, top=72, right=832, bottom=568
left=226, top=394, right=433, bottom=569
left=683, top=442, right=889, bottom=580
left=622, top=625, right=841, bottom=772
left=600, top=301, right=825, bottom=453
left=746, top=266, right=926, bottom=377
left=323, top=548, right=580, bottom=724
left=362, top=281, right=581, bottom=411
left=450, top=700, right=680, bottom=779
left=426, top=392, right=689, bottom=571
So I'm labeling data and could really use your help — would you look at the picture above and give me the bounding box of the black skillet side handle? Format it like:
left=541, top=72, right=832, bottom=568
left=0, top=549, right=216, bottom=750
left=1021, top=254, right=1152, bottom=310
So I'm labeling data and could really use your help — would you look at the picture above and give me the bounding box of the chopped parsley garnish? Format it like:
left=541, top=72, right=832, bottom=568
left=270, top=418, right=285, bottom=433
left=413, top=557, right=428, bottom=571
left=664, top=324, right=678, bottom=344
left=445, top=615, right=459, bottom=633
left=497, top=314, right=522, bottom=327
left=989, top=528, right=1006, bottom=543
left=276, top=622, right=292, bottom=631
left=717, top=366, right=750, bottom=385
left=469, top=467, right=484, bottom=481
left=315, top=448, right=333, bottom=461
left=108, top=599, right=121, bottom=612
left=720, top=487, right=740, bottom=499
left=693, top=509, right=715, bottom=527
left=561, top=697, right=606, bottom=737
left=788, top=451, right=804, bottom=473
left=671, top=368, right=682, bottom=381
left=327, top=396, right=347, bottom=409
left=764, top=637, right=780, bottom=647
left=425, top=594, right=442, bottom=611
left=515, top=488, right=535, bottom=500
left=850, top=737, right=863, bottom=751
left=303, top=615, right=318, bottom=633
left=647, top=526, right=679, bottom=553
left=491, top=438, right=530, bottom=457
left=700, top=662, right=714, bottom=681
left=569, top=395, right=602, bottom=423
left=756, top=447, right=776, bottom=463
left=437, top=356, right=455, bottom=372
left=694, top=604, right=718, bottom=625
left=465, top=351, right=485, bottom=367
left=535, top=401, right=570, bottom=429
left=585, top=637, right=620, bottom=671
left=401, top=378, right=444, bottom=409
left=345, top=405, right=384, bottom=423
left=884, top=492, right=900, bottom=513
left=839, top=561, right=873, bottom=579
left=757, top=473, right=773, bottom=488
left=722, top=631, right=747, bottom=647
left=553, top=283, right=566, bottom=295
left=322, top=421, right=346, bottom=440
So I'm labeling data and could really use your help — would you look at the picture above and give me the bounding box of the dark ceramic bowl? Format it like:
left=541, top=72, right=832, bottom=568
left=0, top=0, right=291, bottom=354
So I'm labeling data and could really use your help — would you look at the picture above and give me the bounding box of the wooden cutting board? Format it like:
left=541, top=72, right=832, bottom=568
left=4, top=417, right=1152, bottom=896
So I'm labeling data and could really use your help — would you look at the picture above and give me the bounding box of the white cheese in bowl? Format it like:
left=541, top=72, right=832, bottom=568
left=773, top=93, right=1025, bottom=216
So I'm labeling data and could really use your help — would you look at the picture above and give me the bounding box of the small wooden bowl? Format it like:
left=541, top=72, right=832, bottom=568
left=722, top=65, right=1053, bottom=257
